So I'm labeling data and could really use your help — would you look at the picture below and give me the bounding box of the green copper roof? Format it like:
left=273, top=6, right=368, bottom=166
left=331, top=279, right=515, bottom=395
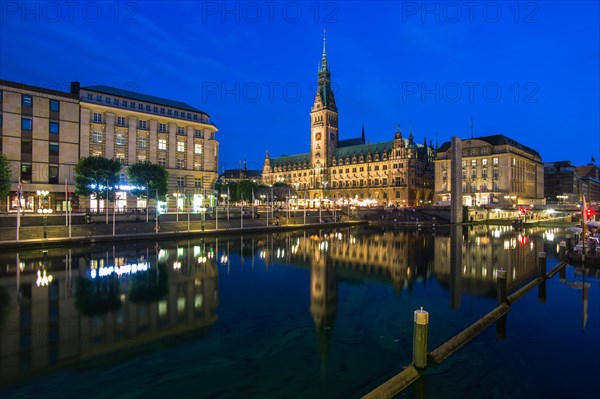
left=338, top=137, right=365, bottom=147
left=334, top=141, right=394, bottom=158
left=270, top=153, right=310, bottom=167
left=83, top=85, right=207, bottom=115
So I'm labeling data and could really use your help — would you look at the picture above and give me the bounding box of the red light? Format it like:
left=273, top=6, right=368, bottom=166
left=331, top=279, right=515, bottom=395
left=519, top=208, right=527, bottom=214
left=586, top=208, right=596, bottom=218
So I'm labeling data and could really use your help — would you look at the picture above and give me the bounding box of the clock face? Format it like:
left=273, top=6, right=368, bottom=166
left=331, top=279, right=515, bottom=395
left=316, top=132, right=321, bottom=140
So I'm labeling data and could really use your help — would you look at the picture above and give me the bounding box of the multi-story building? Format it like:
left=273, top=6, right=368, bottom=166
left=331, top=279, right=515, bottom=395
left=576, top=163, right=600, bottom=206
left=261, top=37, right=435, bottom=206
left=542, top=161, right=599, bottom=206
left=76, top=84, right=219, bottom=211
left=434, top=135, right=545, bottom=206
left=544, top=161, right=579, bottom=203
left=0, top=80, right=80, bottom=212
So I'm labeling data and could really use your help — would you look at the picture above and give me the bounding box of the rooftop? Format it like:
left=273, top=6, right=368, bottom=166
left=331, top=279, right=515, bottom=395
left=438, top=134, right=541, bottom=158
left=82, top=85, right=207, bottom=115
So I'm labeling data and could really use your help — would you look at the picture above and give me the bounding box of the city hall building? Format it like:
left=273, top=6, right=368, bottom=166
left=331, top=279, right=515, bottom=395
left=261, top=37, right=435, bottom=207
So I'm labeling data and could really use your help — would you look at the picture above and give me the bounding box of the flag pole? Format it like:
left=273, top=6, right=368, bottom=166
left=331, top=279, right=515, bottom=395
left=16, top=181, right=22, bottom=242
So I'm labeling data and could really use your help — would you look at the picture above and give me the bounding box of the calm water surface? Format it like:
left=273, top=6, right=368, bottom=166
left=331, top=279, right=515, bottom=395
left=0, top=226, right=598, bottom=398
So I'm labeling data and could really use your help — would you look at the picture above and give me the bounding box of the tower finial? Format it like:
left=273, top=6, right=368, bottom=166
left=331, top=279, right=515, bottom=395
left=321, top=29, right=327, bottom=70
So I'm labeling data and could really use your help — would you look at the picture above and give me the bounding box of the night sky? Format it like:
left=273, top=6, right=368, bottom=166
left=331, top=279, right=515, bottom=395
left=1, top=1, right=598, bottom=171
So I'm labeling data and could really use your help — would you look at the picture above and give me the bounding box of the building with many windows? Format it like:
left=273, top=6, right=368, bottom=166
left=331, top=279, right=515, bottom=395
left=544, top=161, right=600, bottom=206
left=0, top=80, right=80, bottom=212
left=434, top=135, right=544, bottom=206
left=0, top=79, right=219, bottom=213
left=261, top=36, right=435, bottom=207
left=76, top=83, right=219, bottom=211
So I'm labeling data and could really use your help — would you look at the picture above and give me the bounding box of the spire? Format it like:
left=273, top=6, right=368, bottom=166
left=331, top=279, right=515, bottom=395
left=361, top=124, right=365, bottom=143
left=321, top=29, right=327, bottom=71
left=313, top=29, right=336, bottom=110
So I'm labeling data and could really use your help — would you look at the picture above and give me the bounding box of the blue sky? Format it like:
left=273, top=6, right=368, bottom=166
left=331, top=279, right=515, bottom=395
left=1, top=1, right=598, bottom=171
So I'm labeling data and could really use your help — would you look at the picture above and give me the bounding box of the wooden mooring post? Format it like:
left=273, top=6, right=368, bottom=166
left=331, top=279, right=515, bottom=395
left=538, top=252, right=547, bottom=277
left=497, top=268, right=507, bottom=305
left=413, top=308, right=429, bottom=369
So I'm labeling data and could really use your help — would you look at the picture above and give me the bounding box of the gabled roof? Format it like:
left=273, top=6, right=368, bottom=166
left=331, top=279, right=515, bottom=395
left=82, top=85, right=207, bottom=115
left=438, top=134, right=541, bottom=158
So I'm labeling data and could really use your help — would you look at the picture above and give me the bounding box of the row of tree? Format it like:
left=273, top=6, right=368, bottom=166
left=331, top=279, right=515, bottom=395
left=0, top=154, right=285, bottom=207
left=74, top=156, right=169, bottom=208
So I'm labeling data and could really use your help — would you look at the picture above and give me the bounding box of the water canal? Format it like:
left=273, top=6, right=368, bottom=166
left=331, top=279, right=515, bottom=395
left=0, top=226, right=598, bottom=398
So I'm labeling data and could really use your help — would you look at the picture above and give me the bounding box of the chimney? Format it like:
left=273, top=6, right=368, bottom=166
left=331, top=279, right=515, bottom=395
left=70, top=81, right=80, bottom=95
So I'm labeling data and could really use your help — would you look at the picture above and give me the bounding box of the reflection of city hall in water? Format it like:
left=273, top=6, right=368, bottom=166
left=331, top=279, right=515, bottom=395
left=0, top=228, right=542, bottom=381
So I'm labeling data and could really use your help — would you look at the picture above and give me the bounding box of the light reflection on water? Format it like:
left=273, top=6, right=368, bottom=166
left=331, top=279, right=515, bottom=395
left=0, top=226, right=596, bottom=398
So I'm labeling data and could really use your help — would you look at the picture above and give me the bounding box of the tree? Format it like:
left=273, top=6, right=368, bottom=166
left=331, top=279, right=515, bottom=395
left=0, top=154, right=11, bottom=200
left=127, top=162, right=169, bottom=201
left=238, top=179, right=259, bottom=202
left=74, top=156, right=122, bottom=211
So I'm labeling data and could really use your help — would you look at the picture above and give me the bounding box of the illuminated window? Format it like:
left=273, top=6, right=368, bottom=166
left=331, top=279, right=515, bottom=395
left=22, top=95, right=32, bottom=107
left=177, top=142, right=185, bottom=152
left=158, top=139, right=167, bottom=150
left=116, top=133, right=125, bottom=146
left=91, top=130, right=103, bottom=143
left=194, top=143, right=202, bottom=154
left=137, top=137, right=147, bottom=148
left=493, top=157, right=498, bottom=165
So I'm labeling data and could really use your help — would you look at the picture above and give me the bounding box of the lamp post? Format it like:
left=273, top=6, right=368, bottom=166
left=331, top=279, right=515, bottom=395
left=36, top=190, right=51, bottom=239
left=105, top=180, right=109, bottom=224
left=220, top=193, right=228, bottom=221
left=112, top=194, right=118, bottom=236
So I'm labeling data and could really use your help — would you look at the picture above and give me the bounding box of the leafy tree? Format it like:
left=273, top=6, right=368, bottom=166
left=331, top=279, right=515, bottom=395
left=216, top=180, right=238, bottom=202
left=74, top=156, right=122, bottom=210
left=0, top=154, right=11, bottom=200
left=238, top=179, right=259, bottom=202
left=127, top=162, right=169, bottom=201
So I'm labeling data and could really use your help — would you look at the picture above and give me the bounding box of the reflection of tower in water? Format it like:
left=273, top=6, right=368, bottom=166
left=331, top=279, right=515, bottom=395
left=309, top=239, right=338, bottom=365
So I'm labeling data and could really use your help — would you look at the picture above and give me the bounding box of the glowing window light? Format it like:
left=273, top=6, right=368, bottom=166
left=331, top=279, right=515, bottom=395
left=194, top=294, right=203, bottom=309
left=173, top=261, right=182, bottom=270
left=36, top=270, right=53, bottom=287
left=90, top=262, right=149, bottom=279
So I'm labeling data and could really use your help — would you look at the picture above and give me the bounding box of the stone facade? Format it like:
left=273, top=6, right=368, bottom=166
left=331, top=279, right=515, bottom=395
left=0, top=80, right=79, bottom=212
left=435, top=135, right=545, bottom=206
left=78, top=84, right=219, bottom=210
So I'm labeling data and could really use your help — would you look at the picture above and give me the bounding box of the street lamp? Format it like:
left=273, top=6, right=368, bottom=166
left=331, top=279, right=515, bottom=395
left=36, top=190, right=52, bottom=239
left=220, top=193, right=228, bottom=220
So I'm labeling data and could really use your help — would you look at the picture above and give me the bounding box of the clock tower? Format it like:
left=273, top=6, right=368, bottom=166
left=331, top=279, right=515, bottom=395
left=310, top=30, right=338, bottom=191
